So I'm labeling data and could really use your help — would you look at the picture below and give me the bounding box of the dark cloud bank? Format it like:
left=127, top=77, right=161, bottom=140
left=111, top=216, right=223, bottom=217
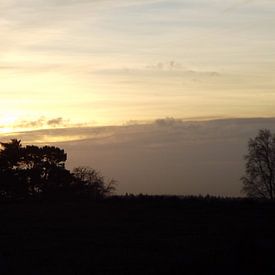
left=4, top=117, right=275, bottom=196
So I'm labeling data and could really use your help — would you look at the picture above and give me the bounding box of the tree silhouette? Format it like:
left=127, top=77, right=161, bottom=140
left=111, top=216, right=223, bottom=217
left=241, top=129, right=275, bottom=199
left=0, top=140, right=116, bottom=200
left=0, top=139, right=27, bottom=198
left=23, top=145, right=68, bottom=195
left=0, top=139, right=22, bottom=169
left=0, top=140, right=71, bottom=199
left=73, top=166, right=116, bottom=200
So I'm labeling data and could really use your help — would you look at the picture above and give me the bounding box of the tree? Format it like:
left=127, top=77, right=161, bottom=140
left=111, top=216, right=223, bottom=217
left=22, top=145, right=68, bottom=195
left=73, top=166, right=116, bottom=199
left=0, top=139, right=22, bottom=169
left=0, top=140, right=116, bottom=200
left=0, top=139, right=70, bottom=199
left=241, top=129, right=275, bottom=199
left=0, top=139, right=27, bottom=198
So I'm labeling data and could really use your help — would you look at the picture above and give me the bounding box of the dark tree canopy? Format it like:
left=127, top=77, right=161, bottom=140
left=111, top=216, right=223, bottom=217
left=0, top=139, right=69, bottom=199
left=241, top=129, right=275, bottom=199
left=0, top=139, right=22, bottom=169
left=0, top=139, right=115, bottom=200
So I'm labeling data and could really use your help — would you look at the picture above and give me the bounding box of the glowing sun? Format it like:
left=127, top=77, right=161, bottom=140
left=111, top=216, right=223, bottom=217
left=0, top=113, right=19, bottom=133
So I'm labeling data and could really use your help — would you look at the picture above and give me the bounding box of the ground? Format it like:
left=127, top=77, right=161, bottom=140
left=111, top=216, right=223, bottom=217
left=0, top=196, right=274, bottom=274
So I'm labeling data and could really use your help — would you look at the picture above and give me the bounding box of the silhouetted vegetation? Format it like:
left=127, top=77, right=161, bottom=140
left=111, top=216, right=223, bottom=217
left=242, top=129, right=275, bottom=199
left=72, top=166, right=116, bottom=200
left=0, top=139, right=115, bottom=201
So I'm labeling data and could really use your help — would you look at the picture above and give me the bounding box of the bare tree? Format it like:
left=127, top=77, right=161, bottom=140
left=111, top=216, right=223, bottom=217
left=241, top=129, right=275, bottom=199
left=73, top=166, right=116, bottom=199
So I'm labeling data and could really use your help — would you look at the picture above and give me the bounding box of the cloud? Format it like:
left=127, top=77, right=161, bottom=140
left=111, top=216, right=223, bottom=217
left=93, top=65, right=221, bottom=84
left=154, top=117, right=183, bottom=127
left=223, top=0, right=275, bottom=13
left=47, top=117, right=65, bottom=126
left=223, top=0, right=255, bottom=13
left=2, top=117, right=275, bottom=196
left=146, top=61, right=183, bottom=70
left=13, top=118, right=46, bottom=128
left=0, top=63, right=63, bottom=74
left=11, top=117, right=70, bottom=129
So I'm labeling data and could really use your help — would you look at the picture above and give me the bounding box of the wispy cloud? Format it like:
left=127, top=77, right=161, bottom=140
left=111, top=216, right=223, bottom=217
left=9, top=117, right=71, bottom=130
left=223, top=0, right=275, bottom=13
left=47, top=117, right=64, bottom=126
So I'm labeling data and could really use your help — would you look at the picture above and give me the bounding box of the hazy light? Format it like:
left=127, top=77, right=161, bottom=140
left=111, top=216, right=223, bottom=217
left=0, top=0, right=274, bottom=133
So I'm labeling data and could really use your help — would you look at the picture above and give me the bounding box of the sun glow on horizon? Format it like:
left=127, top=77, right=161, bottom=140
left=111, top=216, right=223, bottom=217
left=0, top=114, right=20, bottom=134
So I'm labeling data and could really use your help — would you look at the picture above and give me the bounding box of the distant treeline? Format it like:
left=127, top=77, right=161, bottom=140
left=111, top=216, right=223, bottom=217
left=108, top=194, right=268, bottom=204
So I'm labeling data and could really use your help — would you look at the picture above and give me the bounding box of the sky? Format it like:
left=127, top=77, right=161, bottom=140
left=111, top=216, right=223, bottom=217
left=0, top=0, right=275, bottom=132
left=1, top=0, right=275, bottom=195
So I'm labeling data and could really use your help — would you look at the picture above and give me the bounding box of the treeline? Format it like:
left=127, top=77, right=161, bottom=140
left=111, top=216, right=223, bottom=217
left=0, top=139, right=115, bottom=201
left=108, top=194, right=266, bottom=205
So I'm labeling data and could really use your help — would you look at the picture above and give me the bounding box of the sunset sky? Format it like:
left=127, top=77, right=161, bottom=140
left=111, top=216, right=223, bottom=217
left=1, top=0, right=275, bottom=195
left=1, top=0, right=275, bottom=133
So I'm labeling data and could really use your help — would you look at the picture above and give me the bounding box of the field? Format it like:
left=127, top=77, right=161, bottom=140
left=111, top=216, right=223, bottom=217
left=0, top=196, right=275, bottom=274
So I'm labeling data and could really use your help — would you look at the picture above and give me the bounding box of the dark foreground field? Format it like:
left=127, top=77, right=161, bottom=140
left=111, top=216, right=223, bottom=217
left=0, top=196, right=275, bottom=274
